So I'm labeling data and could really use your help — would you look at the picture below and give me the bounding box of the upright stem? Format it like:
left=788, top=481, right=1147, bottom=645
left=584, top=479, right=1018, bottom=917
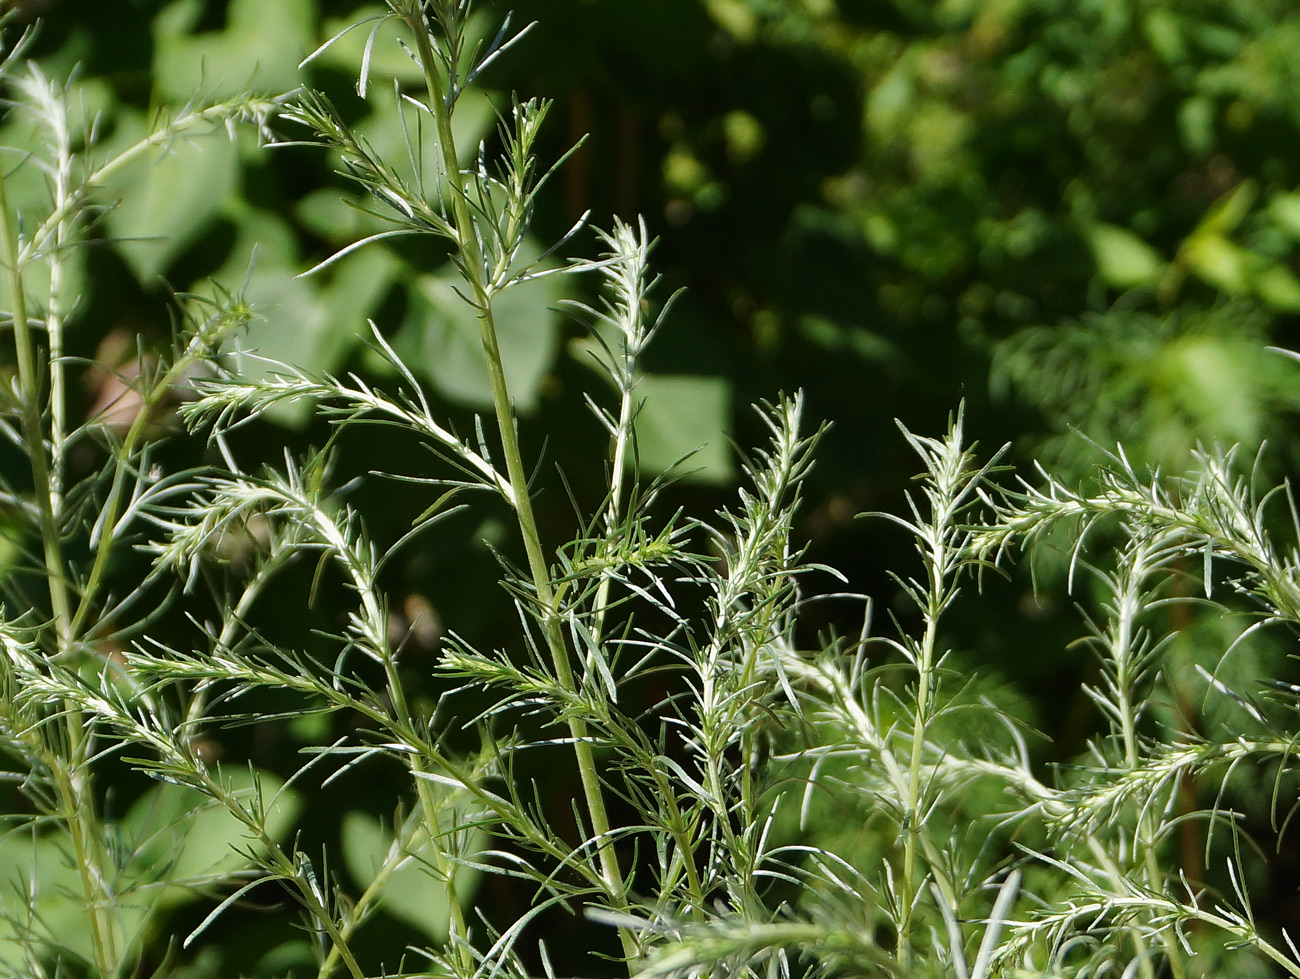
left=402, top=8, right=636, bottom=962
left=0, top=140, right=119, bottom=976
left=590, top=382, right=633, bottom=640
left=892, top=432, right=980, bottom=970
left=1112, top=541, right=1188, bottom=979
left=897, top=531, right=945, bottom=972
left=0, top=161, right=71, bottom=640
left=45, top=86, right=72, bottom=527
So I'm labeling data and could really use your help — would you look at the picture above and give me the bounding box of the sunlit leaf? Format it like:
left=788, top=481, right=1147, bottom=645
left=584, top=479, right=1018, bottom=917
left=633, top=374, right=734, bottom=484
left=101, top=110, right=240, bottom=282
left=1088, top=223, right=1165, bottom=290
left=153, top=0, right=312, bottom=102
left=122, top=769, right=302, bottom=884
left=341, top=810, right=484, bottom=942
left=1253, top=264, right=1300, bottom=311
left=0, top=827, right=135, bottom=968
left=216, top=207, right=398, bottom=424
left=1268, top=192, right=1300, bottom=239
left=1181, top=232, right=1254, bottom=295
left=403, top=248, right=561, bottom=414
left=1191, top=180, right=1257, bottom=238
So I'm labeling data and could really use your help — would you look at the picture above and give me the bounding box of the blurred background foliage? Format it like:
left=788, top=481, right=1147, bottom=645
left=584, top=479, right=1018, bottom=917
left=7, top=0, right=1300, bottom=974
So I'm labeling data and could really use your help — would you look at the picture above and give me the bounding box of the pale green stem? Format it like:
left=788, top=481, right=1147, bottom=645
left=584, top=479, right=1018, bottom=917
left=315, top=813, right=433, bottom=979
left=897, top=524, right=947, bottom=971
left=590, top=382, right=633, bottom=640
left=72, top=292, right=250, bottom=640
left=698, top=664, right=756, bottom=909
left=44, top=85, right=72, bottom=525
left=183, top=542, right=299, bottom=727
left=29, top=99, right=271, bottom=259
left=648, top=761, right=709, bottom=916
left=302, top=497, right=472, bottom=971
left=0, top=157, right=71, bottom=639
left=687, top=437, right=802, bottom=917
left=1113, top=546, right=1188, bottom=979
left=591, top=379, right=709, bottom=915
left=200, top=774, right=367, bottom=979
left=55, top=107, right=262, bottom=638
left=402, top=10, right=636, bottom=962
left=0, top=141, right=120, bottom=976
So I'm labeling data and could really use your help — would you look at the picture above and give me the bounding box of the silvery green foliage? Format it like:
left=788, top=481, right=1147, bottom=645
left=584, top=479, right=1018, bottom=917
left=0, top=11, right=291, bottom=975
left=4, top=2, right=1300, bottom=978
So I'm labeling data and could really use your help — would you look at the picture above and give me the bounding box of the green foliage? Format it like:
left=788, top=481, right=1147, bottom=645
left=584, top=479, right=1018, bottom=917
left=991, top=303, right=1300, bottom=471
left=4, top=1, right=1300, bottom=979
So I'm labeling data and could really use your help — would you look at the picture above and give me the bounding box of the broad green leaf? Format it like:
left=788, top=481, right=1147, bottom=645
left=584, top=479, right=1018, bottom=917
left=313, top=6, right=428, bottom=88
left=1254, top=264, right=1300, bottom=311
left=0, top=175, right=88, bottom=318
left=119, top=780, right=209, bottom=881
left=1181, top=232, right=1254, bottom=295
left=320, top=244, right=403, bottom=349
left=311, top=6, right=497, bottom=95
left=122, top=769, right=302, bottom=885
left=0, top=779, right=296, bottom=969
left=183, top=769, right=300, bottom=879
left=294, top=188, right=389, bottom=245
left=633, top=374, right=734, bottom=484
left=353, top=82, right=496, bottom=177
left=1191, top=180, right=1257, bottom=238
left=0, top=77, right=114, bottom=314
left=253, top=939, right=317, bottom=976
left=216, top=206, right=398, bottom=425
left=1088, top=223, right=1165, bottom=290
left=0, top=826, right=137, bottom=968
left=341, top=810, right=484, bottom=942
left=153, top=0, right=312, bottom=102
left=1269, top=192, right=1300, bottom=239
left=101, top=109, right=240, bottom=282
left=214, top=204, right=320, bottom=371
left=403, top=250, right=561, bottom=414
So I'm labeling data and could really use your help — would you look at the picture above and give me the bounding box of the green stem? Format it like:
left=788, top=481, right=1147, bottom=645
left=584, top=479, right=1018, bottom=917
left=54, top=762, right=120, bottom=974
left=0, top=134, right=120, bottom=977
left=897, top=531, right=945, bottom=970
left=1113, top=546, right=1187, bottom=979
left=0, top=142, right=71, bottom=641
left=205, top=776, right=366, bottom=979
left=402, top=7, right=636, bottom=962
left=70, top=303, right=242, bottom=638
left=29, top=98, right=273, bottom=263
left=649, top=762, right=708, bottom=916
left=300, top=477, right=475, bottom=974
left=316, top=807, right=450, bottom=979
left=45, top=87, right=73, bottom=532
left=378, top=620, right=475, bottom=969
left=590, top=383, right=633, bottom=641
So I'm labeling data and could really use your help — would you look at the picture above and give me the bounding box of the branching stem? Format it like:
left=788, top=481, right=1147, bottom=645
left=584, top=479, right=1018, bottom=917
left=0, top=123, right=119, bottom=978
left=399, top=3, right=636, bottom=963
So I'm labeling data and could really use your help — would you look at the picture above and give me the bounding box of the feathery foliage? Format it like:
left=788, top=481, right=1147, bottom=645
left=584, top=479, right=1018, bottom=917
left=2, top=3, right=1300, bottom=979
